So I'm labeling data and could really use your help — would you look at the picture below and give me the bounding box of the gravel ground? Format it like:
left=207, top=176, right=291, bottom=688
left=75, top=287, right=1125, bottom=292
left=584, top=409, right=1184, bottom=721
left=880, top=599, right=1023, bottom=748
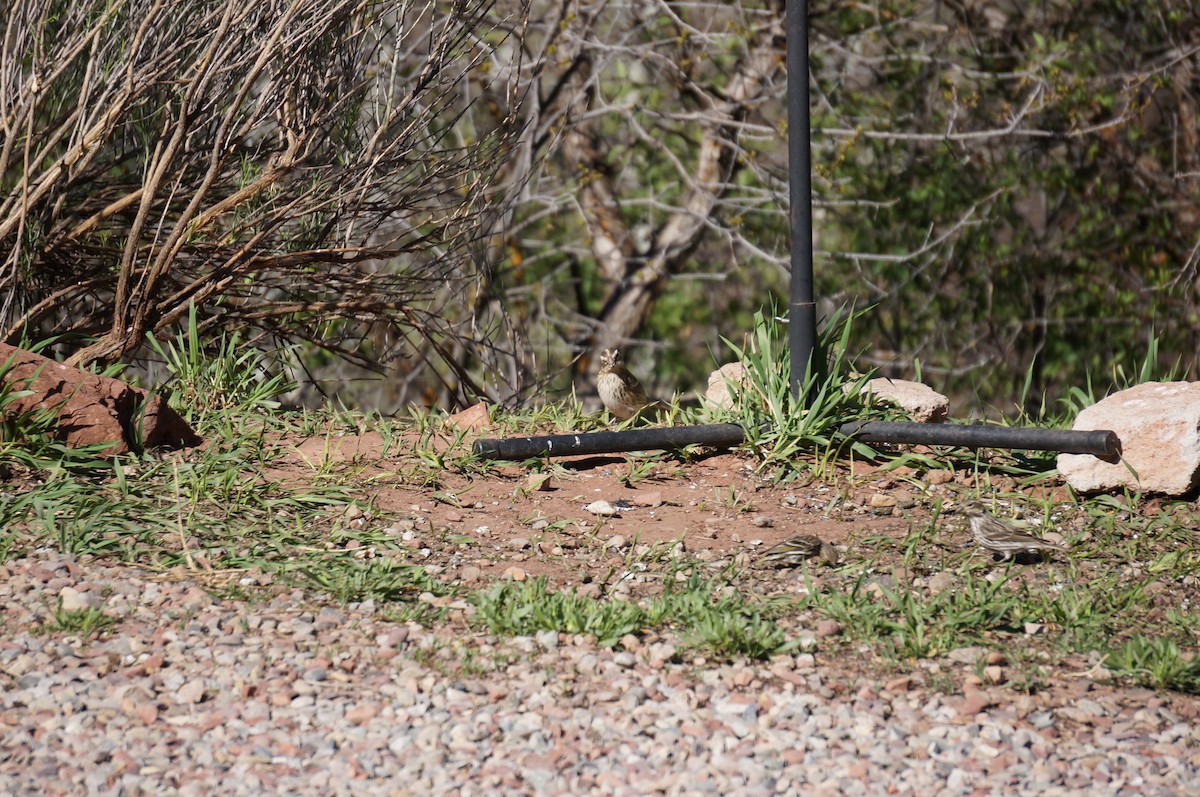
left=2, top=551, right=1199, bottom=796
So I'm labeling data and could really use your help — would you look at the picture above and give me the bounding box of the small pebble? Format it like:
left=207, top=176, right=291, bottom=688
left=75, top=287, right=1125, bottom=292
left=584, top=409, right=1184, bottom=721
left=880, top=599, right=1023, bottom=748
left=585, top=500, right=619, bottom=516
left=57, top=586, right=101, bottom=612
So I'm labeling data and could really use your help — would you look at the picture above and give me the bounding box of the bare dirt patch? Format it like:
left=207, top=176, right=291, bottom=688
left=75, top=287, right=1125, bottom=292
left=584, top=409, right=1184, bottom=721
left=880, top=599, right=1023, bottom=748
left=281, top=430, right=915, bottom=588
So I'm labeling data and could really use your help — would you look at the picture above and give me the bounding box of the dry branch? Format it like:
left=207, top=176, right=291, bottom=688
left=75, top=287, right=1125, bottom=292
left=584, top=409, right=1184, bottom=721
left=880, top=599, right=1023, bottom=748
left=2, top=0, right=527, bottom=406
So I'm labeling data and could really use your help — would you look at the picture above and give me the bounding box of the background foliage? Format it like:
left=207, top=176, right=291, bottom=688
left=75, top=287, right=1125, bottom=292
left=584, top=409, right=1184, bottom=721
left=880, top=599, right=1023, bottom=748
left=3, top=0, right=1197, bottom=415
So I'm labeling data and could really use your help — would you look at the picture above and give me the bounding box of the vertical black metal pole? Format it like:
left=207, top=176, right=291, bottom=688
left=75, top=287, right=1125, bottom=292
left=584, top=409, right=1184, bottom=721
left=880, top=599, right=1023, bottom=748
left=787, top=0, right=817, bottom=401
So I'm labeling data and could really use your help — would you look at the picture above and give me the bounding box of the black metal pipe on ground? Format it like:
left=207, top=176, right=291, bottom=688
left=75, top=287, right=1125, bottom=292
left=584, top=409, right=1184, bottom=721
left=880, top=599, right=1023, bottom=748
left=787, top=0, right=818, bottom=399
left=474, top=420, right=1119, bottom=461
left=473, top=424, right=746, bottom=461
left=838, top=421, right=1120, bottom=458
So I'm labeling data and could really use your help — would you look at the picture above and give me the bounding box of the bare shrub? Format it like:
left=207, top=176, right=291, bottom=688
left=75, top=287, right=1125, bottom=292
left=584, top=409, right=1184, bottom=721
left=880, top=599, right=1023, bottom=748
left=1, top=0, right=526, bottom=405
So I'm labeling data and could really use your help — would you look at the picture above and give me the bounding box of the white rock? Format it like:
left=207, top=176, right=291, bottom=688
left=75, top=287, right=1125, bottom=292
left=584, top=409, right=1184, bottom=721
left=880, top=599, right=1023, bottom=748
left=175, top=678, right=206, bottom=704
left=1058, top=381, right=1200, bottom=495
left=584, top=500, right=618, bottom=516
left=58, top=586, right=101, bottom=612
left=845, top=377, right=949, bottom=423
left=705, top=362, right=749, bottom=410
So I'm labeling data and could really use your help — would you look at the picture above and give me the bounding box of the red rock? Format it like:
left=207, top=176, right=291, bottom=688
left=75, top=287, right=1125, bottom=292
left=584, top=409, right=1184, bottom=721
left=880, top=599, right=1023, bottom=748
left=631, top=491, right=664, bottom=507
left=731, top=669, right=754, bottom=687
left=781, top=748, right=807, bottom=765
left=0, top=342, right=200, bottom=455
left=526, top=472, right=554, bottom=492
left=816, top=619, right=843, bottom=638
left=134, top=702, right=159, bottom=725
left=198, top=709, right=227, bottom=731
left=274, top=740, right=302, bottom=757
left=111, top=749, right=138, bottom=773
left=269, top=689, right=296, bottom=707
left=959, top=690, right=994, bottom=717
left=345, top=704, right=379, bottom=724
left=445, top=401, right=490, bottom=432
left=844, top=762, right=869, bottom=779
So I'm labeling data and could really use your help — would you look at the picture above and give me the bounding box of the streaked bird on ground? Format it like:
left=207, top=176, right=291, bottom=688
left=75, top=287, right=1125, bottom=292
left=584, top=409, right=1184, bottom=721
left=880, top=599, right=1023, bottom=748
left=759, top=535, right=842, bottom=567
left=959, top=500, right=1066, bottom=561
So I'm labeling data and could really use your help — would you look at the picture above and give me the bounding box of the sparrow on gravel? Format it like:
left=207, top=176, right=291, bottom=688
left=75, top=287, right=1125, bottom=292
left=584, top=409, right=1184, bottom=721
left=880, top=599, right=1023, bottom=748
left=596, top=348, right=665, bottom=420
left=759, top=535, right=842, bottom=567
left=959, top=500, right=1066, bottom=561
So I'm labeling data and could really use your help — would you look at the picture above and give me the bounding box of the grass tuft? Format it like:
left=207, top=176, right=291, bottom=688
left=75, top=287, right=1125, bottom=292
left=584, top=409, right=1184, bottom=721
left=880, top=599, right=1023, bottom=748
left=472, top=578, right=645, bottom=648
left=1107, top=635, right=1200, bottom=693
left=147, top=303, right=295, bottom=435
left=472, top=572, right=799, bottom=660
left=714, top=307, right=894, bottom=480
left=37, top=600, right=116, bottom=637
left=290, top=557, right=447, bottom=605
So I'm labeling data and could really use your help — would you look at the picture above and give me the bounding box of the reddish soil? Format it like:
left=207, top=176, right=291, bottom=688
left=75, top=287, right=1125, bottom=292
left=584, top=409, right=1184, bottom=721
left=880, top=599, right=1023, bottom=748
left=276, top=425, right=1071, bottom=597
left=286, top=432, right=877, bottom=579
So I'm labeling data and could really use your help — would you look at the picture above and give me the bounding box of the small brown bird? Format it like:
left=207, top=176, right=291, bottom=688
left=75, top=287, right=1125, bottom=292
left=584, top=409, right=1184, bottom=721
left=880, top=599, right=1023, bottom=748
left=759, top=535, right=842, bottom=567
left=960, top=500, right=1066, bottom=561
left=596, top=348, right=665, bottom=420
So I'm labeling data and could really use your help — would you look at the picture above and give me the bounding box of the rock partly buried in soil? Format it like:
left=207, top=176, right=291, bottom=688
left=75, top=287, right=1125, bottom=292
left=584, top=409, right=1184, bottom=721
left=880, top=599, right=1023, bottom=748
left=0, top=342, right=200, bottom=455
left=445, top=401, right=490, bottom=433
